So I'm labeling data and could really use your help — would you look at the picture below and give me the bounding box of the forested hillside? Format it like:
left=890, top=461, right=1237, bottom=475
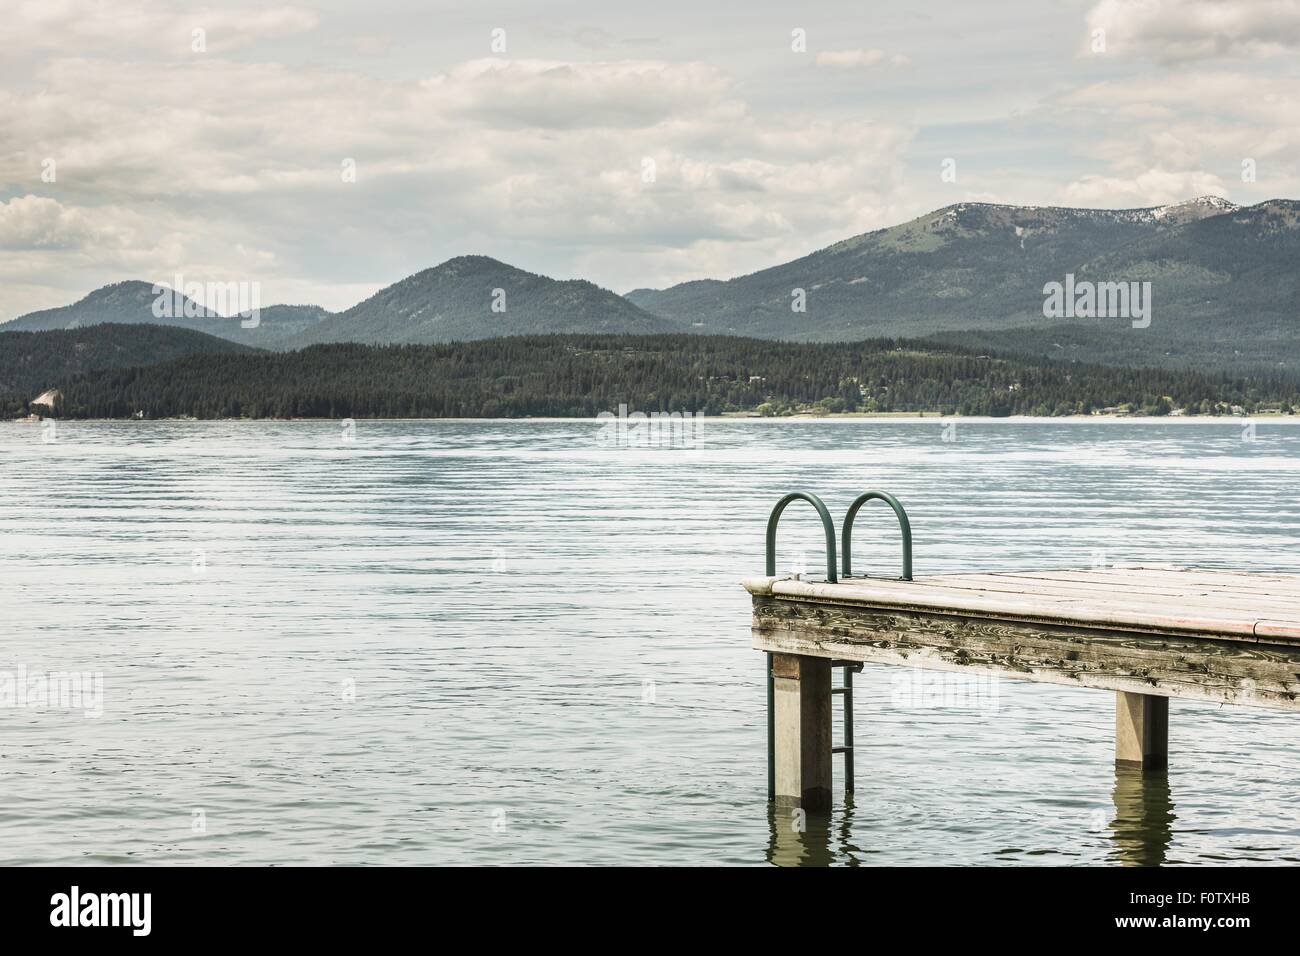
left=23, top=333, right=1296, bottom=420
left=0, top=323, right=255, bottom=401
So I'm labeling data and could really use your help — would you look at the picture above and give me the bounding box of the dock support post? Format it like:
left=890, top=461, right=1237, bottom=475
left=1115, top=691, right=1168, bottom=770
left=766, top=652, right=775, bottom=801
left=771, top=653, right=832, bottom=810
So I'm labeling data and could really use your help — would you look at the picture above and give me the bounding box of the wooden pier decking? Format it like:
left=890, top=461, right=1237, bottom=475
left=744, top=566, right=1300, bottom=810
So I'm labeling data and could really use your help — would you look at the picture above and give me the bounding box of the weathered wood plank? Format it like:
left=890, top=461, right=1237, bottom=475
left=1018, top=570, right=1300, bottom=606
left=840, top=574, right=1300, bottom=618
left=1256, top=620, right=1300, bottom=641
left=743, top=574, right=1300, bottom=643
left=751, top=595, right=1300, bottom=710
left=927, top=570, right=1300, bottom=612
left=826, top=570, right=1300, bottom=612
left=1071, top=567, right=1300, bottom=590
left=1045, top=574, right=1300, bottom=610
left=803, top=566, right=1300, bottom=605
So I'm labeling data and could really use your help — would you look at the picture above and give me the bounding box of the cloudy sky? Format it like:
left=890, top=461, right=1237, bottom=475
left=2, top=0, right=1299, bottom=319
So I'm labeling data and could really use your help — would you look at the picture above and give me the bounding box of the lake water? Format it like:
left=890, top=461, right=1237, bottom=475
left=1, top=418, right=1298, bottom=866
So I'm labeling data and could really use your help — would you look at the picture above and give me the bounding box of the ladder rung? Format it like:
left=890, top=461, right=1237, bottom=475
left=831, top=687, right=851, bottom=695
left=831, top=746, right=853, bottom=754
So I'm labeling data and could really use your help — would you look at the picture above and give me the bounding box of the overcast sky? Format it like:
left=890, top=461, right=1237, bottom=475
left=2, top=0, right=1298, bottom=319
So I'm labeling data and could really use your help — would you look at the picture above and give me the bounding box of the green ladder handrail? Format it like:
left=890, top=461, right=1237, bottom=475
left=842, top=491, right=912, bottom=580
left=764, top=491, right=838, bottom=583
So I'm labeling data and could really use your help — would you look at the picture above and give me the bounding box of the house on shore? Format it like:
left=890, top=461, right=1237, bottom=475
left=30, top=389, right=61, bottom=416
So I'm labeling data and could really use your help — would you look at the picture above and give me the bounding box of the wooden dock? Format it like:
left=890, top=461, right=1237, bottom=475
left=745, top=566, right=1300, bottom=811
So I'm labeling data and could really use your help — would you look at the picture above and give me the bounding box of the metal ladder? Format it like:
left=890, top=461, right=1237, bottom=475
left=831, top=659, right=863, bottom=793
left=765, top=656, right=862, bottom=800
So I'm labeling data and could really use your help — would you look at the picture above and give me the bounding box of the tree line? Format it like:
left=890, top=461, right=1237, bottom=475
left=19, top=334, right=1300, bottom=419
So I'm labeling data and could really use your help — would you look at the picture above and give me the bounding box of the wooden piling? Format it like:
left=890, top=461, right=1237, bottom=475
left=1115, top=691, right=1169, bottom=770
left=771, top=653, right=833, bottom=811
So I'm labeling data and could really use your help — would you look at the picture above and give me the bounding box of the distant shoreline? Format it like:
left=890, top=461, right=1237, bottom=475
left=9, top=412, right=1300, bottom=425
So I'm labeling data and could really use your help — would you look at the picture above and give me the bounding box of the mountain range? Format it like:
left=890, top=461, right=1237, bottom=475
left=4, top=196, right=1297, bottom=377
left=629, top=195, right=1299, bottom=376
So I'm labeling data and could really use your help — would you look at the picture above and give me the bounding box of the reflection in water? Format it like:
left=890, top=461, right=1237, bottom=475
left=765, top=797, right=869, bottom=866
left=765, top=772, right=1179, bottom=866
left=1109, top=768, right=1176, bottom=866
left=767, top=803, right=835, bottom=866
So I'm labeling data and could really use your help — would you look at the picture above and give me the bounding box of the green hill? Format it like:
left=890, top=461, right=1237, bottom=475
left=0, top=323, right=255, bottom=411
left=297, top=255, right=676, bottom=345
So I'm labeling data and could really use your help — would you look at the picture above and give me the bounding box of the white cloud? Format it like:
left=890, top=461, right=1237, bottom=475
left=1061, top=70, right=1300, bottom=125
left=0, top=195, right=190, bottom=311
left=1051, top=72, right=1300, bottom=203
left=3, top=0, right=319, bottom=55
left=0, top=194, right=108, bottom=250
left=1085, top=0, right=1300, bottom=61
left=814, top=49, right=909, bottom=69
left=352, top=36, right=391, bottom=57
left=424, top=58, right=736, bottom=129
left=0, top=51, right=915, bottom=317
left=1061, top=169, right=1230, bottom=206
